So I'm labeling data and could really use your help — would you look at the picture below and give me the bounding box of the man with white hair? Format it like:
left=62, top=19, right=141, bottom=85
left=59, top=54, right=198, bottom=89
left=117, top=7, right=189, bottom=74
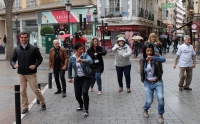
left=49, top=39, right=68, bottom=97
left=173, top=35, right=196, bottom=91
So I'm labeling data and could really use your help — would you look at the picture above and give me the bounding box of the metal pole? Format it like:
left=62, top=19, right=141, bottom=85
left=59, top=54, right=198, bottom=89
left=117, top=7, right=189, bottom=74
left=37, top=84, right=41, bottom=104
left=48, top=73, right=52, bottom=89
left=16, top=19, right=18, bottom=46
left=102, top=20, right=105, bottom=48
left=14, top=85, right=21, bottom=124
left=68, top=11, right=71, bottom=56
left=94, top=18, right=97, bottom=36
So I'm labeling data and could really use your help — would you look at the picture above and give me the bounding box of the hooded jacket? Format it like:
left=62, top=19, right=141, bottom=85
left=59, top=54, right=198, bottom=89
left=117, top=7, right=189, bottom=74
left=112, top=43, right=132, bottom=67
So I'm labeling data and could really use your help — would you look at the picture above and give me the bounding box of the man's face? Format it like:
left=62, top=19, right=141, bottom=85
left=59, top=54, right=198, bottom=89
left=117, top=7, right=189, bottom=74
left=185, top=38, right=191, bottom=45
left=20, top=34, right=29, bottom=44
left=53, top=40, right=60, bottom=49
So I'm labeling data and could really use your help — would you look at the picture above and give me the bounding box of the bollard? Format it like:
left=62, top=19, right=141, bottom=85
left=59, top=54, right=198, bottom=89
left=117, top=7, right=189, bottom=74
left=14, top=85, right=21, bottom=124
left=48, top=73, right=52, bottom=89
left=37, top=84, right=41, bottom=104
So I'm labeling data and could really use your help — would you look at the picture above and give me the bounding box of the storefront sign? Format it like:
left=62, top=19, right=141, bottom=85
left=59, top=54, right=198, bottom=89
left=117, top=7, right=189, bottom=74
left=41, top=8, right=96, bottom=24
left=99, top=26, right=139, bottom=31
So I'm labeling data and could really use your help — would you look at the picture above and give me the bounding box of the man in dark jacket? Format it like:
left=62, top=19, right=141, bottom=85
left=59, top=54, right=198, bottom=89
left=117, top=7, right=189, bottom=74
left=10, top=31, right=46, bottom=114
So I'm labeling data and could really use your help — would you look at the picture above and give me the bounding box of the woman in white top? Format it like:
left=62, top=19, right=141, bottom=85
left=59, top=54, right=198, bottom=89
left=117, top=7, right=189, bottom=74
left=112, top=37, right=132, bottom=93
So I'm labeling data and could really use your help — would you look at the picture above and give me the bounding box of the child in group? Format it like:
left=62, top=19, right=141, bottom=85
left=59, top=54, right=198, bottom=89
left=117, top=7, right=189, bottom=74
left=139, top=43, right=166, bottom=124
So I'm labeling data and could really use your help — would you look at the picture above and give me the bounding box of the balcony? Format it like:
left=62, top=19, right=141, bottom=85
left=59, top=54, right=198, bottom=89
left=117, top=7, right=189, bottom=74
left=138, top=8, right=154, bottom=21
left=105, top=7, right=122, bottom=18
left=27, top=0, right=38, bottom=7
left=39, top=0, right=91, bottom=6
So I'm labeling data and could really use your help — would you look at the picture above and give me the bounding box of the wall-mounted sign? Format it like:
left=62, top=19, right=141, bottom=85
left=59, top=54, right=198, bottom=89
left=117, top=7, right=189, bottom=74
left=162, top=3, right=175, bottom=8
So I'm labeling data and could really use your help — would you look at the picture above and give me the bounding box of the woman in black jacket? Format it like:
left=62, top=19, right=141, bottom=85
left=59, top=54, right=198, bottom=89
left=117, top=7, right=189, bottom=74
left=86, top=37, right=107, bottom=95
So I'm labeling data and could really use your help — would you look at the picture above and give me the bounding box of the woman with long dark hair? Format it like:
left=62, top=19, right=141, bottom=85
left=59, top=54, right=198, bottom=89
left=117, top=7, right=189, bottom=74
left=140, top=43, right=166, bottom=124
left=68, top=42, right=93, bottom=117
left=87, top=37, right=107, bottom=95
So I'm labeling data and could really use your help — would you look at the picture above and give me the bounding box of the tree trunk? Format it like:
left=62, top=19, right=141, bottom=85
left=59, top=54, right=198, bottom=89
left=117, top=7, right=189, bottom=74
left=4, top=0, right=15, bottom=60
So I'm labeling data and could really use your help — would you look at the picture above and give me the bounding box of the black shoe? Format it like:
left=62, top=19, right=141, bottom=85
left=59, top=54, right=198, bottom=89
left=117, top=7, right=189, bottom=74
left=21, top=108, right=28, bottom=114
left=54, top=90, right=61, bottom=94
left=62, top=92, right=66, bottom=98
left=76, top=106, right=83, bottom=111
left=83, top=110, right=89, bottom=117
left=184, top=87, right=192, bottom=90
left=41, top=104, right=46, bottom=111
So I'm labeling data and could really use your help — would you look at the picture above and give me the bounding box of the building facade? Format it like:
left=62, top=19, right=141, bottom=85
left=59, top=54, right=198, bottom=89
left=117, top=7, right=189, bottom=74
left=0, top=0, right=96, bottom=47
left=96, top=0, right=165, bottom=47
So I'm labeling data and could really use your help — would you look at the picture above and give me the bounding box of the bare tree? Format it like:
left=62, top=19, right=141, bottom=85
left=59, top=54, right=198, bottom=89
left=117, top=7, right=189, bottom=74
left=4, top=0, right=15, bottom=60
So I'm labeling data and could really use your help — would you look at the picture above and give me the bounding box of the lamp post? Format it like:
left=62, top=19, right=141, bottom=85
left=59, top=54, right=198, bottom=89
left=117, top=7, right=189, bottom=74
left=101, top=20, right=108, bottom=49
left=93, top=10, right=97, bottom=36
left=65, top=1, right=72, bottom=56
left=15, top=12, right=18, bottom=46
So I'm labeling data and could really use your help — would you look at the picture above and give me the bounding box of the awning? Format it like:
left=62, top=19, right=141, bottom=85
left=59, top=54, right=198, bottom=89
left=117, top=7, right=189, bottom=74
left=171, top=21, right=192, bottom=33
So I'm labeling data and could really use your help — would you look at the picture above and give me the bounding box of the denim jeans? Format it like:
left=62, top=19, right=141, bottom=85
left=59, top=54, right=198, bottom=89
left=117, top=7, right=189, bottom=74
left=143, top=79, right=165, bottom=115
left=90, top=72, right=102, bottom=91
left=115, top=65, right=131, bottom=88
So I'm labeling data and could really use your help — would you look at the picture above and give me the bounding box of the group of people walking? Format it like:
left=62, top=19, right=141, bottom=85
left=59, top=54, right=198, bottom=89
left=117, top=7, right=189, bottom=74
left=10, top=31, right=196, bottom=124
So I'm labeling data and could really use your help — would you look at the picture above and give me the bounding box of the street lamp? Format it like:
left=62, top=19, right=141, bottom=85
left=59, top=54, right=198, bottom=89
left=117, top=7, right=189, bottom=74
left=93, top=10, right=97, bottom=36
left=15, top=12, right=19, bottom=46
left=101, top=20, right=108, bottom=48
left=65, top=1, right=72, bottom=56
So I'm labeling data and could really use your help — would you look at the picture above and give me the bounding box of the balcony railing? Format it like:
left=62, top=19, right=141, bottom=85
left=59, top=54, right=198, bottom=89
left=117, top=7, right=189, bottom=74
left=27, top=0, right=37, bottom=7
left=105, top=7, right=122, bottom=18
left=39, top=0, right=91, bottom=5
left=138, top=8, right=154, bottom=21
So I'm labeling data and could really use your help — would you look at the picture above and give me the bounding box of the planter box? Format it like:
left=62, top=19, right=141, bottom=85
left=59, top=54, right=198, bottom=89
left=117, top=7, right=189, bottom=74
left=0, top=47, right=5, bottom=54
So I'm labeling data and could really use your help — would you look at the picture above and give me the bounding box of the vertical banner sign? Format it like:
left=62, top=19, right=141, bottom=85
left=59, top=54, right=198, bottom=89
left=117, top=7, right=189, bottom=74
left=162, top=9, right=167, bottom=20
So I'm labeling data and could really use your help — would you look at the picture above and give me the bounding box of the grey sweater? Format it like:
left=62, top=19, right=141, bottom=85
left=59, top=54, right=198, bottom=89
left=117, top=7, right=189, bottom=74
left=112, top=44, right=132, bottom=67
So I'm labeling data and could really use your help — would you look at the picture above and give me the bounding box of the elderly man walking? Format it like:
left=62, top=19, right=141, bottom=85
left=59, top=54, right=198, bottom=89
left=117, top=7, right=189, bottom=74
left=173, top=35, right=196, bottom=91
left=49, top=39, right=68, bottom=97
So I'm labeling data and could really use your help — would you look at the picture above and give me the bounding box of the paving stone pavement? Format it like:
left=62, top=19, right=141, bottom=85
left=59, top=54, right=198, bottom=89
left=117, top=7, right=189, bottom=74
left=19, top=50, right=200, bottom=124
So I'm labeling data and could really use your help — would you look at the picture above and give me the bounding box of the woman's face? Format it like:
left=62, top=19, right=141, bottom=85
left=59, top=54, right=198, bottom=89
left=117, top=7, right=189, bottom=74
left=146, top=47, right=153, bottom=56
left=75, top=46, right=84, bottom=54
left=150, top=36, right=156, bottom=42
left=93, top=39, right=98, bottom=47
left=118, top=41, right=124, bottom=46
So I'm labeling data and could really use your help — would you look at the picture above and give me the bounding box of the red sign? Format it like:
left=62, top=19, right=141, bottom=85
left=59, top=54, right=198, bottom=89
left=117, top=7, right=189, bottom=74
left=51, top=10, right=78, bottom=23
left=99, top=26, right=139, bottom=31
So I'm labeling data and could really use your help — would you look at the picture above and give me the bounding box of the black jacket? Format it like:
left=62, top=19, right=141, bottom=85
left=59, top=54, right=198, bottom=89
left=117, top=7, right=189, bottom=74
left=10, top=43, right=43, bottom=75
left=86, top=46, right=107, bottom=73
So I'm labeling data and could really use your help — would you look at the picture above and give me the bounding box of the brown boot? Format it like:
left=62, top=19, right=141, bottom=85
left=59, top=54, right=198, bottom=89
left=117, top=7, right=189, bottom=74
left=143, top=110, right=149, bottom=118
left=158, top=114, right=164, bottom=124
left=127, top=88, right=131, bottom=93
left=118, top=87, right=123, bottom=92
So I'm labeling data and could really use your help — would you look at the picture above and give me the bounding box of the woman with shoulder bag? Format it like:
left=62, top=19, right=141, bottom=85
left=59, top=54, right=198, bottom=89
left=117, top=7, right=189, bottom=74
left=87, top=37, right=107, bottom=95
left=68, top=42, right=93, bottom=117
left=112, top=37, right=132, bottom=93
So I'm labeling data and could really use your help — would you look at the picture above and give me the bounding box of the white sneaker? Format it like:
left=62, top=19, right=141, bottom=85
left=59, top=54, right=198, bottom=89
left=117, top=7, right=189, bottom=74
left=83, top=110, right=89, bottom=117
left=89, top=87, right=93, bottom=92
left=98, top=91, right=102, bottom=95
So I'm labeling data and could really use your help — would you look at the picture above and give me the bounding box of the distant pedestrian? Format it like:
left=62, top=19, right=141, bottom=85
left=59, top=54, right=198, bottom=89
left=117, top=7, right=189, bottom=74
left=173, top=35, right=196, bottom=91
left=87, top=37, right=107, bottom=95
left=132, top=39, right=140, bottom=58
left=147, top=33, right=162, bottom=55
left=68, top=42, right=93, bottom=117
left=49, top=39, right=68, bottom=97
left=3, top=35, right=6, bottom=47
left=140, top=43, right=166, bottom=124
left=112, top=37, right=132, bottom=93
left=10, top=31, right=46, bottom=114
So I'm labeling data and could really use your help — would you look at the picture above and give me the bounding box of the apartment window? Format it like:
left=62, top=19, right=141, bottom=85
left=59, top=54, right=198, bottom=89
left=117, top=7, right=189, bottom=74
left=14, top=0, right=20, bottom=8
left=29, top=0, right=36, bottom=6
left=2, top=0, right=5, bottom=9
left=109, top=0, right=120, bottom=11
